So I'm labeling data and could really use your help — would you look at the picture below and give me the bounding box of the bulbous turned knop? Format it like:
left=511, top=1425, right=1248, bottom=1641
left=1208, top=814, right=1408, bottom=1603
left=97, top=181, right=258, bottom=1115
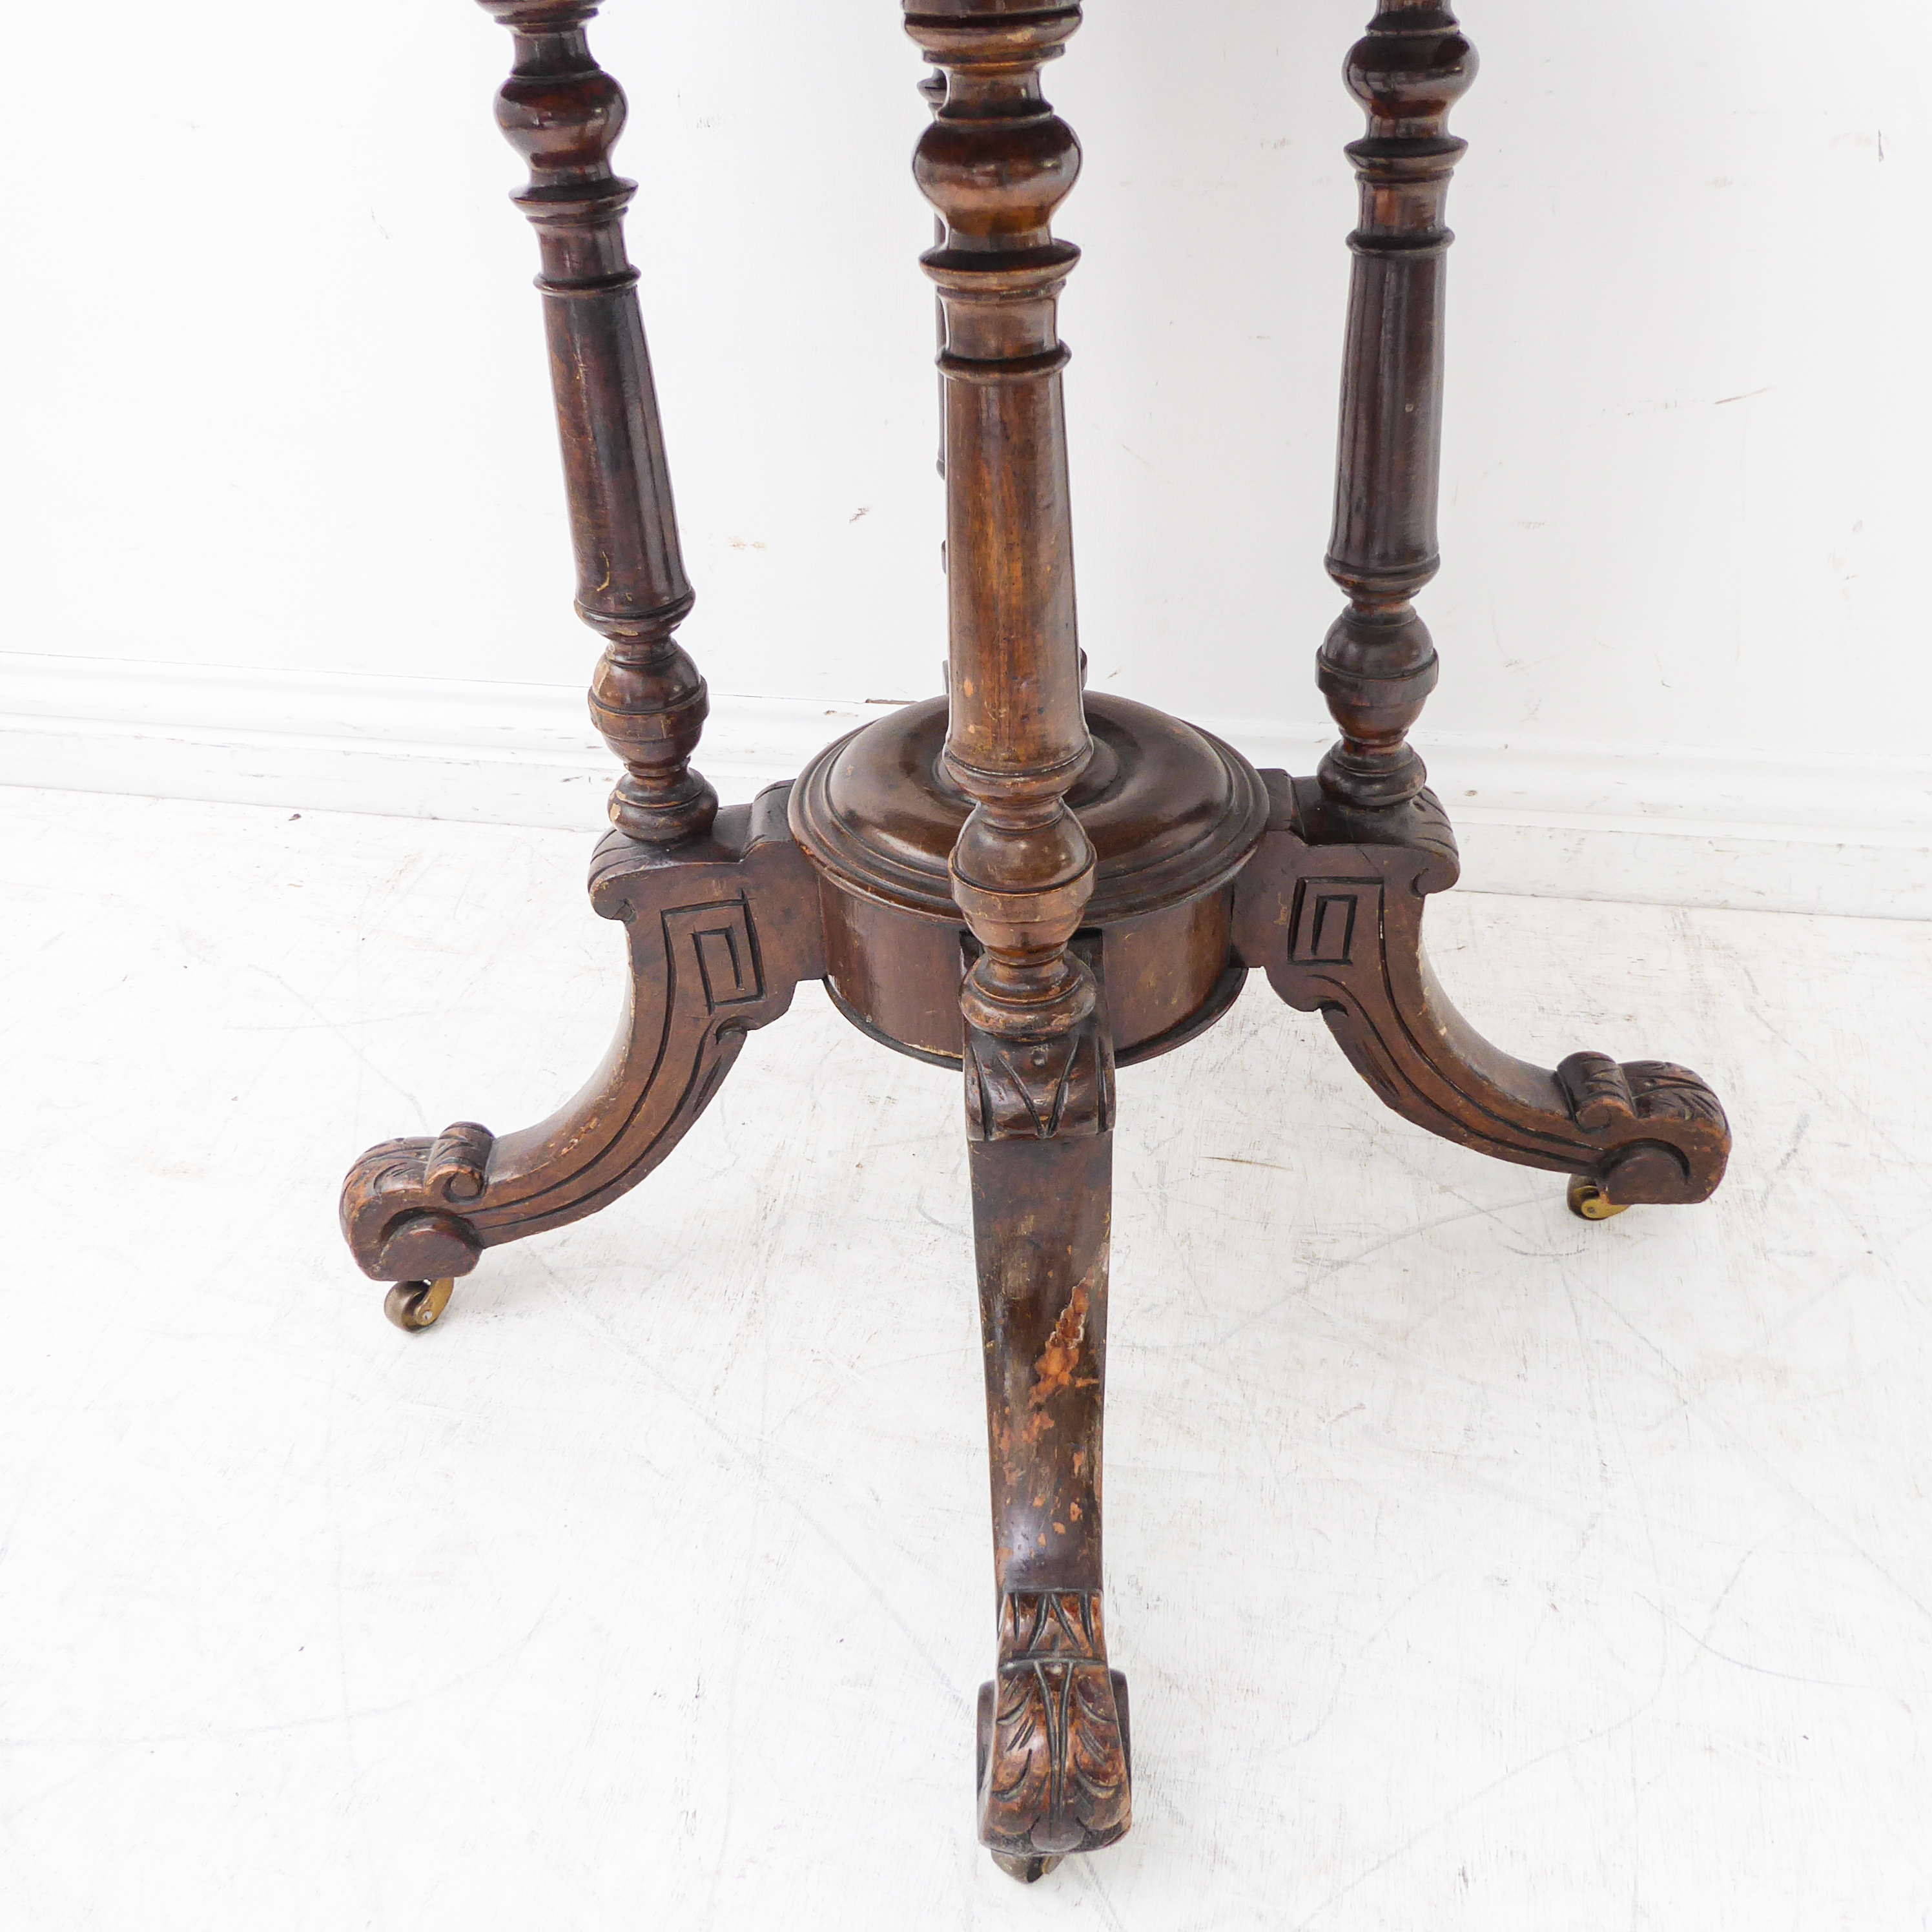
left=589, top=637, right=705, bottom=721
left=949, top=801, right=1094, bottom=903
left=1346, top=11, right=1477, bottom=132
left=915, top=113, right=1082, bottom=245
left=1317, top=605, right=1441, bottom=745
left=497, top=67, right=626, bottom=180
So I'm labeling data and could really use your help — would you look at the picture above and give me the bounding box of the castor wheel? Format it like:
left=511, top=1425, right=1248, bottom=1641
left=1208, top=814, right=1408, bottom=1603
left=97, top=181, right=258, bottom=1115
left=992, top=1851, right=1062, bottom=1884
left=384, top=1278, right=455, bottom=1331
left=1567, top=1174, right=1630, bottom=1222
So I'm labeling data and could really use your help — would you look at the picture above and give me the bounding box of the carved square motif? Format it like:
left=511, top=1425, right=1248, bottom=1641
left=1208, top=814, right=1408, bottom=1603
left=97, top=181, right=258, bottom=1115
left=664, top=900, right=764, bottom=1011
left=1290, top=881, right=1374, bottom=965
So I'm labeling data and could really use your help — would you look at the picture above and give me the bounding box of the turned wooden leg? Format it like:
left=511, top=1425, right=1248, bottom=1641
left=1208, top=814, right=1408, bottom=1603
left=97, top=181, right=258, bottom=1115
left=1316, top=2, right=1475, bottom=817
left=340, top=3, right=825, bottom=1322
left=483, top=0, right=715, bottom=846
left=905, top=1, right=1132, bottom=1873
left=1259, top=5, right=1733, bottom=1206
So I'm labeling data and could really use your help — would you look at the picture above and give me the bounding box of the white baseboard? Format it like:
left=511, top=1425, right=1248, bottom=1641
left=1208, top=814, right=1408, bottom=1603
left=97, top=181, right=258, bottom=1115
left=3, top=652, right=1927, bottom=919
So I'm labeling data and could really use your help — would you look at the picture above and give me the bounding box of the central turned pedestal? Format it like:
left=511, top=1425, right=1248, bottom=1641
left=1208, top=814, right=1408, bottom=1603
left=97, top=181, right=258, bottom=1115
left=792, top=694, right=1268, bottom=1068
left=340, top=0, right=1733, bottom=1882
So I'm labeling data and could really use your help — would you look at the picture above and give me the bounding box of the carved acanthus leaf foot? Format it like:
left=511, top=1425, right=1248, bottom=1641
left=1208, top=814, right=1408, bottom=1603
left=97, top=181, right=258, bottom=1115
left=340, top=786, right=825, bottom=1312
left=1233, top=774, right=1732, bottom=1207
left=977, top=1592, right=1131, bottom=1865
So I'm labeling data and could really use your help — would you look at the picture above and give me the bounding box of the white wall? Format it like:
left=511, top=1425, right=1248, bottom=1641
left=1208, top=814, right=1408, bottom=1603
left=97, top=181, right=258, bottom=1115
left=5, top=1, right=1930, bottom=910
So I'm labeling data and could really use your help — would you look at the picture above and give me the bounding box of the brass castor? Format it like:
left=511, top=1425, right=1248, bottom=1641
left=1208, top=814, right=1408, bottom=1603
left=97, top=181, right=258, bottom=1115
left=384, top=1278, right=455, bottom=1331
left=993, top=1853, right=1064, bottom=1884
left=1567, top=1175, right=1630, bottom=1222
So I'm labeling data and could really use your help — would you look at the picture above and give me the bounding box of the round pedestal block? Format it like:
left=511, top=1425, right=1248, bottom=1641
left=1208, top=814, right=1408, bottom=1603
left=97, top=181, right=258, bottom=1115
left=789, top=694, right=1271, bottom=1065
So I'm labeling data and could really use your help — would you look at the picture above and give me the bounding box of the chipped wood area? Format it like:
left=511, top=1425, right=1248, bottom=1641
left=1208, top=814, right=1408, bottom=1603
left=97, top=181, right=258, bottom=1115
left=1031, top=1278, right=1093, bottom=1406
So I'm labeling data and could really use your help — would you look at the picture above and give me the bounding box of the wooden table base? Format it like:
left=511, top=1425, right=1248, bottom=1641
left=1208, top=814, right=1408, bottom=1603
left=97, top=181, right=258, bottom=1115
left=342, top=0, right=1732, bottom=1880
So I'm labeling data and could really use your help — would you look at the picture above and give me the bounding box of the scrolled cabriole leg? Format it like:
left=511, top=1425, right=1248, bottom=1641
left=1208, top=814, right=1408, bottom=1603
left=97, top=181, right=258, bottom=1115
left=342, top=792, right=825, bottom=1322
left=905, top=0, right=1131, bottom=1873
left=967, top=951, right=1130, bottom=1875
left=1233, top=776, right=1732, bottom=1210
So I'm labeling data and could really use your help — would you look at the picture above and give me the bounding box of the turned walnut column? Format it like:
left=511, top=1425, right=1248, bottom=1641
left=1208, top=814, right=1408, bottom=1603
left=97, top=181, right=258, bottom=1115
left=910, top=4, right=1094, bottom=1045
left=1318, top=1, right=1477, bottom=812
left=484, top=0, right=714, bottom=845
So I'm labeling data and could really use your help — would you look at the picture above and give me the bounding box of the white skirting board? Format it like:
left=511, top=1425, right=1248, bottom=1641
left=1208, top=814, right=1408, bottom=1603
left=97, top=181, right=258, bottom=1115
left=3, top=650, right=1927, bottom=919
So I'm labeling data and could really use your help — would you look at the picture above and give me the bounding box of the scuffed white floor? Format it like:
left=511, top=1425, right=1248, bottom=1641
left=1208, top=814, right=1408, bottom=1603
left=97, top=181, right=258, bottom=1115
left=3, top=786, right=1929, bottom=1931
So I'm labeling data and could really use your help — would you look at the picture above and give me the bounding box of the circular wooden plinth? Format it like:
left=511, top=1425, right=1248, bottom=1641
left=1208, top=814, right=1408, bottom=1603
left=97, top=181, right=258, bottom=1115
left=789, top=694, right=1270, bottom=1067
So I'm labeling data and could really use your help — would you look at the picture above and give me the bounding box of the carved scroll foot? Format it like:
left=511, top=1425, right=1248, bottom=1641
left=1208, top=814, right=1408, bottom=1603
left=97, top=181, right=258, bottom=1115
left=341, top=785, right=825, bottom=1318
left=1233, top=776, right=1732, bottom=1207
